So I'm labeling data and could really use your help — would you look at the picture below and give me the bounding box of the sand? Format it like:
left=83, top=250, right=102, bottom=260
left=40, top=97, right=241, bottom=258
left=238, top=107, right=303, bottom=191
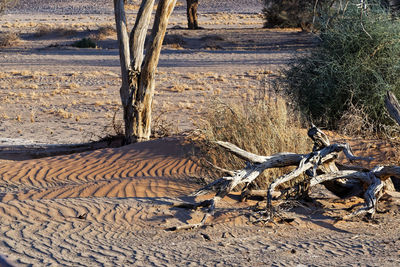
left=0, top=137, right=400, bottom=266
left=1, top=1, right=400, bottom=266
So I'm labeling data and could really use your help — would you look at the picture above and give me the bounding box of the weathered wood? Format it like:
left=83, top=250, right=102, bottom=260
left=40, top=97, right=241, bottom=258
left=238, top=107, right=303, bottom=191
left=195, top=141, right=370, bottom=205
left=375, top=166, right=400, bottom=180
left=170, top=126, right=399, bottom=230
left=133, top=0, right=177, bottom=141
left=114, top=0, right=176, bottom=143
left=308, top=125, right=330, bottom=151
left=384, top=91, right=400, bottom=126
left=265, top=142, right=371, bottom=211
left=129, top=0, right=155, bottom=71
left=309, top=165, right=400, bottom=217
left=215, top=141, right=270, bottom=163
left=114, top=0, right=135, bottom=144
left=192, top=152, right=305, bottom=197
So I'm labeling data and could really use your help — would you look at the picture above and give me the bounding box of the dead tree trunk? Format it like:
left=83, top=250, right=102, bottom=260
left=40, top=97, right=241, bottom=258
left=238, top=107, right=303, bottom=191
left=114, top=0, right=176, bottom=144
left=170, top=126, right=400, bottom=230
left=186, top=0, right=199, bottom=29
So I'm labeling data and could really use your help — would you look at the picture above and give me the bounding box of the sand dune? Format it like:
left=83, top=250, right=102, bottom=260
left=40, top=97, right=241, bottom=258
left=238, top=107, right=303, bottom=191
left=1, top=0, right=400, bottom=265
left=0, top=132, right=399, bottom=266
left=0, top=137, right=209, bottom=266
left=0, top=138, right=201, bottom=202
left=0, top=137, right=400, bottom=266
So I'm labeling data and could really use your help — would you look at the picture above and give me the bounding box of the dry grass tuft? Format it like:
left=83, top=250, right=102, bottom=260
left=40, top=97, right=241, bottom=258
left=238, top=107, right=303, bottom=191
left=34, top=25, right=79, bottom=37
left=195, top=95, right=311, bottom=189
left=89, top=25, right=116, bottom=41
left=0, top=32, right=21, bottom=47
left=151, top=111, right=178, bottom=138
left=56, top=109, right=73, bottom=119
left=168, top=83, right=191, bottom=92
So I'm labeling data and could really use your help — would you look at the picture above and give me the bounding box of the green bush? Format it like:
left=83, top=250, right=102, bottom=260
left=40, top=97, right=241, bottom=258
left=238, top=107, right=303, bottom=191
left=284, top=0, right=400, bottom=131
left=71, top=38, right=97, bottom=48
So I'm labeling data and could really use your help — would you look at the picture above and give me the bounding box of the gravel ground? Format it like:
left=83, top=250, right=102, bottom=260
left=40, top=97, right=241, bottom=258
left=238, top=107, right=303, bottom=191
left=11, top=0, right=263, bottom=15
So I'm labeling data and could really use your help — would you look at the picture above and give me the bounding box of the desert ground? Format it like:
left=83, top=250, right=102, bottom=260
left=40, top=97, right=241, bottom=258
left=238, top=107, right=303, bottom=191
left=0, top=0, right=400, bottom=266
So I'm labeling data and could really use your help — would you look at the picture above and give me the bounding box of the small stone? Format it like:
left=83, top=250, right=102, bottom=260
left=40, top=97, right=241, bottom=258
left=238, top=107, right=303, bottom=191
left=201, top=233, right=211, bottom=241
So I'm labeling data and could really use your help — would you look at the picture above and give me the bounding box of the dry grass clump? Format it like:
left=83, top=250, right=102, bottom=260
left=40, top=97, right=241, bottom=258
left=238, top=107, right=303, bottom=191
left=89, top=26, right=116, bottom=41
left=71, top=38, right=97, bottom=48
left=196, top=95, right=311, bottom=189
left=0, top=32, right=20, bottom=47
left=163, top=34, right=186, bottom=49
left=0, top=0, right=18, bottom=13
left=55, top=109, right=73, bottom=119
left=151, top=111, right=179, bottom=138
left=34, top=25, right=79, bottom=37
left=67, top=83, right=80, bottom=90
left=168, top=83, right=191, bottom=92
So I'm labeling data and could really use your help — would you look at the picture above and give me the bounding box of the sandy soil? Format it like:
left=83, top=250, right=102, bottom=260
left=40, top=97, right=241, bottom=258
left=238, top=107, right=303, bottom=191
left=0, top=0, right=316, bottom=145
left=0, top=1, right=400, bottom=266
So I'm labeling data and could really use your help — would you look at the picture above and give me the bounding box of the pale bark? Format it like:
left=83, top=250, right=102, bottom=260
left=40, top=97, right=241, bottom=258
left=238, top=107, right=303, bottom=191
left=114, top=0, right=176, bottom=143
left=130, top=0, right=155, bottom=72
left=266, top=142, right=371, bottom=211
left=133, top=0, right=176, bottom=141
left=384, top=91, right=400, bottom=126
left=114, top=0, right=135, bottom=144
left=170, top=126, right=399, bottom=230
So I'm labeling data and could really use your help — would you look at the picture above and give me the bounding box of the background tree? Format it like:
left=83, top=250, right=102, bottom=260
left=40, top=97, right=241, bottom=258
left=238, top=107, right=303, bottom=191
left=114, top=0, right=176, bottom=144
left=186, top=0, right=199, bottom=29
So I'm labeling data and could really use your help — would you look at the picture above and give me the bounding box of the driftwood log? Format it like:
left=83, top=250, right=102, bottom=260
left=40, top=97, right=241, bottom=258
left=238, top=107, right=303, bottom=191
left=170, top=125, right=400, bottom=230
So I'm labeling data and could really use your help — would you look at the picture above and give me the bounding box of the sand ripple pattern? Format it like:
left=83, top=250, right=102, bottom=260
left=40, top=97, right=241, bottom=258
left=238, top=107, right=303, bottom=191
left=1, top=196, right=399, bottom=266
left=0, top=138, right=208, bottom=265
left=0, top=138, right=201, bottom=201
left=1, top=138, right=398, bottom=266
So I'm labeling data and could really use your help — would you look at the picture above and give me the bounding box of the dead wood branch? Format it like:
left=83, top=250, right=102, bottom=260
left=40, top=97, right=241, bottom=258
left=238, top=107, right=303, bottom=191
left=170, top=126, right=399, bottom=230
left=384, top=91, right=400, bottom=126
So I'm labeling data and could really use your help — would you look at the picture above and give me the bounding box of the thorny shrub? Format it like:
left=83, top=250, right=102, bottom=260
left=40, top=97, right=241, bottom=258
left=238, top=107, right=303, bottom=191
left=284, top=0, right=400, bottom=134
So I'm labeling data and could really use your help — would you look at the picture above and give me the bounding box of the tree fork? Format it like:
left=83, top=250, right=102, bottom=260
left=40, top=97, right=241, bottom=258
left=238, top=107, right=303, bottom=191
left=114, top=0, right=176, bottom=144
